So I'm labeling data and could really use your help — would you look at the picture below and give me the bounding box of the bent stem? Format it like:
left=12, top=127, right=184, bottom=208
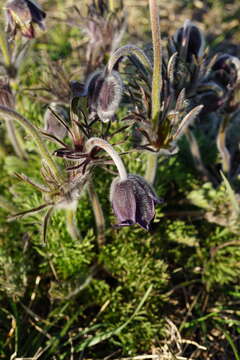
left=85, top=137, right=128, bottom=181
left=0, top=106, right=64, bottom=184
left=107, top=45, right=152, bottom=74
left=88, top=180, right=105, bottom=248
left=145, top=152, right=158, bottom=185
left=149, top=0, right=162, bottom=131
left=66, top=208, right=82, bottom=241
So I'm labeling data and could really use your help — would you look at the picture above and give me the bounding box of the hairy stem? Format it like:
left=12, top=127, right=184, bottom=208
left=217, top=116, right=231, bottom=174
left=6, top=120, right=27, bottom=159
left=85, top=137, right=128, bottom=180
left=149, top=0, right=162, bottom=131
left=66, top=208, right=82, bottom=241
left=0, top=106, right=64, bottom=183
left=145, top=152, right=158, bottom=185
left=0, top=30, right=11, bottom=67
left=107, top=45, right=152, bottom=74
left=88, top=180, right=105, bottom=248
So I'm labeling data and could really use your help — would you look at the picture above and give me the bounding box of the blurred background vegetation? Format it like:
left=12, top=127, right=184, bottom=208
left=0, top=0, right=240, bottom=359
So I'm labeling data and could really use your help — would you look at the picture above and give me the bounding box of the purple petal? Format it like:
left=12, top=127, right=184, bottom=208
left=111, top=179, right=136, bottom=225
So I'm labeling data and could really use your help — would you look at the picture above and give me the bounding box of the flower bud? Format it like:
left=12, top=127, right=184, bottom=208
left=44, top=103, right=68, bottom=140
left=173, top=20, right=205, bottom=62
left=197, top=55, right=240, bottom=113
left=211, top=54, right=240, bottom=88
left=5, top=0, right=46, bottom=39
left=110, top=174, right=162, bottom=230
left=85, top=70, right=123, bottom=122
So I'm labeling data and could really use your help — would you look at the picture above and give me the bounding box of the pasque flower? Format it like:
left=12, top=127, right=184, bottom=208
left=110, top=174, right=162, bottom=230
left=84, top=69, right=123, bottom=122
left=211, top=54, right=240, bottom=88
left=196, top=54, right=240, bottom=113
left=172, top=20, right=205, bottom=62
left=5, top=0, right=46, bottom=39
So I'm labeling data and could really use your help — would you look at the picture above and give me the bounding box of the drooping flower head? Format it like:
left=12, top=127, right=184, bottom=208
left=5, top=0, right=46, bottom=39
left=110, top=174, right=162, bottom=230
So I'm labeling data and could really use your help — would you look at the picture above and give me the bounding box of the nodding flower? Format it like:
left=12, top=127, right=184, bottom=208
left=5, top=0, right=46, bottom=39
left=110, top=174, right=163, bottom=230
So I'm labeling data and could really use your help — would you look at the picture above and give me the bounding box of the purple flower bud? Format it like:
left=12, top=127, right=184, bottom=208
left=44, top=103, right=68, bottom=140
left=110, top=174, right=162, bottom=230
left=211, top=54, right=240, bottom=88
left=173, top=20, right=205, bottom=62
left=5, top=0, right=46, bottom=39
left=197, top=55, right=240, bottom=113
left=97, top=71, right=123, bottom=122
left=85, top=70, right=123, bottom=122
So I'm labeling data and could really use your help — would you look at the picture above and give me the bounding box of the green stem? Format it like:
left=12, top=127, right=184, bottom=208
left=66, top=208, right=82, bottom=241
left=149, top=0, right=162, bottom=131
left=0, top=30, right=11, bottom=67
left=6, top=120, right=27, bottom=159
left=145, top=152, right=158, bottom=185
left=88, top=180, right=105, bottom=248
left=0, top=106, right=63, bottom=183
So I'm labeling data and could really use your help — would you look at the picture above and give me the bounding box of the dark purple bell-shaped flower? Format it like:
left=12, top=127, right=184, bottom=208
left=173, top=20, right=205, bottom=62
left=5, top=0, right=46, bottom=39
left=110, top=174, right=162, bottom=230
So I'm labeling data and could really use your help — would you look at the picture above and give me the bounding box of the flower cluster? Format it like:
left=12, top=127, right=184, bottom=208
left=1, top=0, right=240, bottom=242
